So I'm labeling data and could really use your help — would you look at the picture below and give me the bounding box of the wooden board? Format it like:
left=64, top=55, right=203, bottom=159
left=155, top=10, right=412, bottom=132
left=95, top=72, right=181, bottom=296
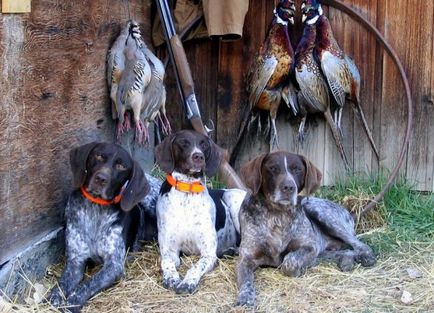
left=2, top=0, right=31, bottom=13
left=431, top=15, right=434, bottom=192
left=377, top=1, right=432, bottom=190
left=398, top=0, right=434, bottom=191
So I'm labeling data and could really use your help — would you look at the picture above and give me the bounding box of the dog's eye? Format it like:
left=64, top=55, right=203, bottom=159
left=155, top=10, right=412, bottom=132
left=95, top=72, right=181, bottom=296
left=177, top=139, right=190, bottom=148
left=95, top=154, right=105, bottom=162
left=199, top=140, right=209, bottom=150
left=115, top=163, right=127, bottom=171
left=268, top=165, right=279, bottom=174
left=290, top=165, right=301, bottom=173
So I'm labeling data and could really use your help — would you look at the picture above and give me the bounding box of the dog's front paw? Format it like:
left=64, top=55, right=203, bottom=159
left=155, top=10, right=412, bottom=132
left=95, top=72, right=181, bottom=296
left=47, top=287, right=65, bottom=307
left=280, top=259, right=306, bottom=277
left=65, top=291, right=85, bottom=313
left=175, top=281, right=197, bottom=294
left=162, top=277, right=181, bottom=290
left=355, top=248, right=376, bottom=267
left=236, top=283, right=255, bottom=307
left=337, top=254, right=355, bottom=272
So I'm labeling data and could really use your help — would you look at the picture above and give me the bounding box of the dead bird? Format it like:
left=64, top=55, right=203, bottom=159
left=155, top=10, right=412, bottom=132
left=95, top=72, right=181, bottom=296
left=313, top=0, right=379, bottom=159
left=107, top=20, right=140, bottom=123
left=140, top=43, right=171, bottom=137
left=107, top=20, right=170, bottom=145
left=294, top=1, right=350, bottom=170
left=246, top=0, right=298, bottom=151
left=115, top=24, right=152, bottom=144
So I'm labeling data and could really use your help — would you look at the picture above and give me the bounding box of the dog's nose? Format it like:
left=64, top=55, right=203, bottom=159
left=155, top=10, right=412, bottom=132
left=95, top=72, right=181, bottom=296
left=192, top=152, right=205, bottom=163
left=281, top=181, right=296, bottom=194
left=94, top=173, right=109, bottom=186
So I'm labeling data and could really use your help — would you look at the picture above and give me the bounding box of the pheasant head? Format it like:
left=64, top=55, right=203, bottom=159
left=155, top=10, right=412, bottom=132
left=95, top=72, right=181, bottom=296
left=301, top=0, right=323, bottom=24
left=275, top=0, right=296, bottom=25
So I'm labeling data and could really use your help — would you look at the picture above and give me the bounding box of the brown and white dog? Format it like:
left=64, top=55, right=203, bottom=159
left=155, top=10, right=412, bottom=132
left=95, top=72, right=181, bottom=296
left=236, top=151, right=376, bottom=307
left=155, top=130, right=246, bottom=294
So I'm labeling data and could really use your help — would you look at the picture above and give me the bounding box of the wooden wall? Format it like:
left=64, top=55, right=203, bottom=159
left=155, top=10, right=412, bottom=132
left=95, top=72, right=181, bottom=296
left=164, top=0, right=434, bottom=191
left=0, top=0, right=153, bottom=266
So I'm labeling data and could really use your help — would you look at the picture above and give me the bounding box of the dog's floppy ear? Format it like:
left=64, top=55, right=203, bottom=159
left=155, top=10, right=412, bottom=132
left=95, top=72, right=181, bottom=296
left=240, top=153, right=267, bottom=195
left=301, top=156, right=322, bottom=195
left=155, top=133, right=176, bottom=173
left=69, top=142, right=99, bottom=188
left=120, top=161, right=149, bottom=212
left=205, top=138, right=225, bottom=177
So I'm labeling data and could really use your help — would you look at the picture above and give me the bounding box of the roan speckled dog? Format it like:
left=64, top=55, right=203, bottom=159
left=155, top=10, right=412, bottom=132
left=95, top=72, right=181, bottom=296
left=236, top=151, right=376, bottom=307
left=48, top=142, right=152, bottom=312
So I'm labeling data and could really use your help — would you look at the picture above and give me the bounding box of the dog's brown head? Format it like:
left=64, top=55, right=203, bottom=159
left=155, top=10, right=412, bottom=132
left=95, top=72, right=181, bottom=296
left=240, top=151, right=322, bottom=206
left=155, top=130, right=225, bottom=177
left=69, top=142, right=149, bottom=211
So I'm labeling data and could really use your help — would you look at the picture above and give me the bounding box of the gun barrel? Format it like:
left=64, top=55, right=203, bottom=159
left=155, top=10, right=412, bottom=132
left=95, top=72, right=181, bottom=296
left=156, top=0, right=202, bottom=121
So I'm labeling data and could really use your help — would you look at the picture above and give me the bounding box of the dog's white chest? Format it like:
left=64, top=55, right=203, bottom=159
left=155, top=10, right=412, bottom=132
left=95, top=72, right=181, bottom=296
left=157, top=188, right=216, bottom=254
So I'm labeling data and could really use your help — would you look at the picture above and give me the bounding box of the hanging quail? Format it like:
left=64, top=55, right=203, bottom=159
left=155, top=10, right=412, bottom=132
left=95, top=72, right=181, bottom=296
left=246, top=0, right=298, bottom=150
left=116, top=25, right=152, bottom=144
left=313, top=0, right=379, bottom=159
left=295, top=1, right=350, bottom=170
left=140, top=43, right=171, bottom=137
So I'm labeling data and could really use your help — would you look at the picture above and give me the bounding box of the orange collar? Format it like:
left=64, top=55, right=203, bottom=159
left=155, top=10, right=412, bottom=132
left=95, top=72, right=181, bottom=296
left=166, top=174, right=205, bottom=193
left=80, top=185, right=123, bottom=206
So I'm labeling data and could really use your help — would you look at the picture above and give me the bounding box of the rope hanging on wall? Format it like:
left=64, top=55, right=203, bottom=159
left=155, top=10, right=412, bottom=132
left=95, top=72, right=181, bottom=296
left=320, top=0, right=413, bottom=216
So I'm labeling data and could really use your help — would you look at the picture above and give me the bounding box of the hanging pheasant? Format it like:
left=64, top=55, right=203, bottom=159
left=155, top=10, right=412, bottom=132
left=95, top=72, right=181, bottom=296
left=295, top=1, right=350, bottom=170
left=312, top=0, right=379, bottom=159
left=246, top=0, right=298, bottom=150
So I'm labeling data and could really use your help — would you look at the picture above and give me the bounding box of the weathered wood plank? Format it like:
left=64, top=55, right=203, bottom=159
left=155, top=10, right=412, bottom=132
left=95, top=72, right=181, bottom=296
left=378, top=1, right=426, bottom=189
left=430, top=14, right=434, bottom=192
left=190, top=39, right=219, bottom=142
left=376, top=1, right=404, bottom=178
left=2, top=0, right=31, bottom=13
left=401, top=0, right=434, bottom=191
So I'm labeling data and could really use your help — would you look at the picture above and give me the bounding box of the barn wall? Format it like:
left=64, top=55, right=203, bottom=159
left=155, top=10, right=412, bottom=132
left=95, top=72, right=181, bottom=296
left=0, top=0, right=154, bottom=266
left=163, top=0, right=434, bottom=191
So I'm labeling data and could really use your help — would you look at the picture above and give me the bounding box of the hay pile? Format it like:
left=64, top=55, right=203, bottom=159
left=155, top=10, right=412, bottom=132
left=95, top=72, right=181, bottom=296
left=342, top=193, right=386, bottom=233
left=3, top=238, right=434, bottom=313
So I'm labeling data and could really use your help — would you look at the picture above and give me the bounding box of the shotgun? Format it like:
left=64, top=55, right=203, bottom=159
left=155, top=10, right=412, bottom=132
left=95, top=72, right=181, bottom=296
left=156, top=0, right=246, bottom=190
